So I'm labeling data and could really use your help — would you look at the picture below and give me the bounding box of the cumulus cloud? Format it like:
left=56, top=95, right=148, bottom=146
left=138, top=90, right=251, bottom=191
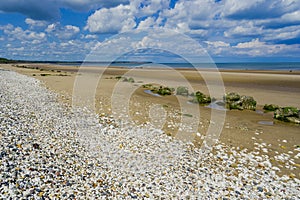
left=263, top=25, right=300, bottom=44
left=86, top=0, right=174, bottom=33
left=1, top=0, right=300, bottom=61
left=259, top=11, right=300, bottom=29
left=46, top=23, right=80, bottom=39
left=233, top=38, right=298, bottom=56
left=161, top=0, right=216, bottom=32
left=130, top=0, right=170, bottom=17
left=25, top=18, right=48, bottom=29
left=1, top=24, right=46, bottom=42
left=137, top=17, right=158, bottom=29
left=224, top=22, right=263, bottom=37
left=85, top=4, right=136, bottom=33
left=222, top=0, right=299, bottom=20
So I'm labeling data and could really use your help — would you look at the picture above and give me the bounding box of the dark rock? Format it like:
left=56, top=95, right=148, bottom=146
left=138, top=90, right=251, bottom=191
left=156, top=86, right=173, bottom=96
left=257, top=186, right=264, bottom=192
left=176, top=86, right=189, bottom=96
left=263, top=104, right=279, bottom=112
left=189, top=91, right=211, bottom=105
left=225, top=92, right=256, bottom=111
left=274, top=107, right=300, bottom=124
left=226, top=92, right=240, bottom=101
left=32, top=143, right=40, bottom=149
left=149, top=86, right=174, bottom=96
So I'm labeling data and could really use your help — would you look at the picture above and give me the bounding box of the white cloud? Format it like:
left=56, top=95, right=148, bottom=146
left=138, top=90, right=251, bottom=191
left=25, top=18, right=47, bottom=28
left=205, top=41, right=230, bottom=55
left=8, top=47, right=25, bottom=51
left=66, top=25, right=80, bottom=33
left=235, top=38, right=264, bottom=49
left=137, top=17, right=158, bottom=29
left=224, top=22, right=263, bottom=37
left=45, top=24, right=56, bottom=33
left=233, top=38, right=298, bottom=56
left=161, top=0, right=220, bottom=33
left=46, top=23, right=80, bottom=39
left=222, top=0, right=299, bottom=19
left=82, top=34, right=98, bottom=39
left=205, top=41, right=230, bottom=48
left=85, top=4, right=136, bottom=33
left=2, top=25, right=46, bottom=42
left=130, top=0, right=170, bottom=17
left=263, top=25, right=300, bottom=41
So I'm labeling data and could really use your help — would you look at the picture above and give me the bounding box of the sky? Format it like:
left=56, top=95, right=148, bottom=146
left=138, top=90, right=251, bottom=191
left=0, top=0, right=299, bottom=62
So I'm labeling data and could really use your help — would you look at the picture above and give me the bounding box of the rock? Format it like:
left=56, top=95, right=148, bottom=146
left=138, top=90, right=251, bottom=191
left=257, top=187, right=264, bottom=192
left=274, top=107, right=300, bottom=124
left=189, top=91, right=211, bottom=105
left=150, top=86, right=174, bottom=96
left=176, top=86, right=189, bottom=96
left=225, top=92, right=256, bottom=111
left=263, top=104, right=279, bottom=112
left=286, top=117, right=300, bottom=124
left=32, top=143, right=40, bottom=149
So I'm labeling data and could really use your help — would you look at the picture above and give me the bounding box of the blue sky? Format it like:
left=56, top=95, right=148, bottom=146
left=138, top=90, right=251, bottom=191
left=0, top=0, right=299, bottom=62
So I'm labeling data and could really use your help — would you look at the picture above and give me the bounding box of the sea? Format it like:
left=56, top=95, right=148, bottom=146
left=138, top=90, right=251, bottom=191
left=58, top=62, right=300, bottom=71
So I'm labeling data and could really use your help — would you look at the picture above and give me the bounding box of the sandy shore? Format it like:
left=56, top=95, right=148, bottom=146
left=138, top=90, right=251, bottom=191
left=1, top=63, right=300, bottom=178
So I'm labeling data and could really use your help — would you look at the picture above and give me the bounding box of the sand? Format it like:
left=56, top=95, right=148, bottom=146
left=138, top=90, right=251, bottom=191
left=1, top=63, right=300, bottom=178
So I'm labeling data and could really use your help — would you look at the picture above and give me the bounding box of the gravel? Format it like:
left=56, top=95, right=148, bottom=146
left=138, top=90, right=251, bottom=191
left=0, top=68, right=299, bottom=199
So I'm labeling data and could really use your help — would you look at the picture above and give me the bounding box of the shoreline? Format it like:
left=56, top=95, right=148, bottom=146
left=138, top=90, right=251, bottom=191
left=8, top=62, right=300, bottom=74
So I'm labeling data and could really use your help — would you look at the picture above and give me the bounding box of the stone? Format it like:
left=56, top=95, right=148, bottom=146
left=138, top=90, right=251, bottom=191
left=274, top=107, right=300, bottom=124
left=263, top=104, right=279, bottom=112
left=189, top=91, right=211, bottom=105
left=176, top=86, right=189, bottom=96
left=257, top=187, right=264, bottom=192
left=225, top=92, right=256, bottom=111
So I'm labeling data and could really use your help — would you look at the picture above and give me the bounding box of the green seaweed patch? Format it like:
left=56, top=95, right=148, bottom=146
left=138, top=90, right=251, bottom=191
left=156, top=86, right=174, bottom=96
left=263, top=104, right=279, bottom=112
left=142, top=84, right=153, bottom=89
left=123, top=77, right=135, bottom=83
left=224, top=92, right=256, bottom=111
left=274, top=107, right=300, bottom=124
left=147, top=86, right=174, bottom=96
left=189, top=91, right=211, bottom=105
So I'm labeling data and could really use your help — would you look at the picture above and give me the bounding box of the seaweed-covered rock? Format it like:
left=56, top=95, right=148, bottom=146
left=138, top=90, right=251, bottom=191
left=226, top=92, right=241, bottom=102
left=240, top=95, right=257, bottom=111
left=123, top=77, right=135, bottom=83
left=263, top=104, right=279, bottom=112
left=176, top=86, right=189, bottom=96
left=274, top=107, right=300, bottom=123
left=225, top=92, right=256, bottom=111
left=190, top=91, right=211, bottom=104
left=154, top=86, right=173, bottom=96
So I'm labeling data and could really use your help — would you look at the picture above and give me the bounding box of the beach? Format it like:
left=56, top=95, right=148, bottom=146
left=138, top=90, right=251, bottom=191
left=0, top=63, right=299, bottom=198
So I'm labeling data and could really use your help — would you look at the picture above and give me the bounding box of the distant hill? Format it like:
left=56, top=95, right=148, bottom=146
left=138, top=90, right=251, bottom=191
left=0, top=58, right=17, bottom=63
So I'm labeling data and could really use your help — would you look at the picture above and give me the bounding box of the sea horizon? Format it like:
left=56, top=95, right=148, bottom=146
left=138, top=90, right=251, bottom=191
left=55, top=61, right=300, bottom=71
